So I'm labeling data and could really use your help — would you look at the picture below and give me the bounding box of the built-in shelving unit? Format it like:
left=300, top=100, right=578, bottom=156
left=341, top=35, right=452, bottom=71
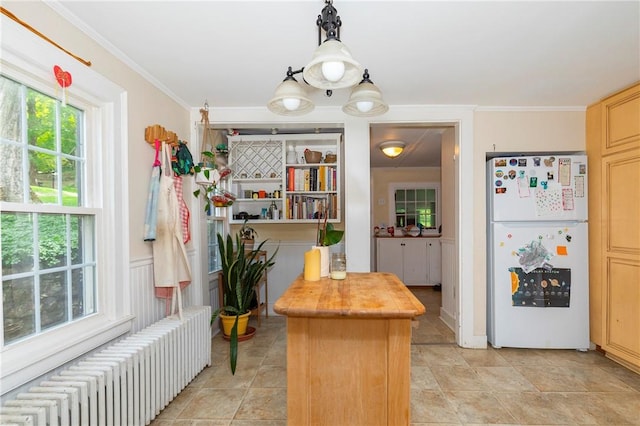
left=227, top=133, right=342, bottom=224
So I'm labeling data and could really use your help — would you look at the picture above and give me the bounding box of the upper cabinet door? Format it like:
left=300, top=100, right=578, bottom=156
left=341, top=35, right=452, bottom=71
left=602, top=83, right=640, bottom=155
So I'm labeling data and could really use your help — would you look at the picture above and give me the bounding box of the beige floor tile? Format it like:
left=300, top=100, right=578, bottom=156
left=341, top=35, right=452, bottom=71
left=494, top=347, right=553, bottom=365
left=599, top=365, right=640, bottom=392
left=411, top=345, right=469, bottom=367
left=444, top=391, right=518, bottom=424
left=550, top=392, right=636, bottom=425
left=593, top=392, right=640, bottom=425
left=533, top=348, right=617, bottom=368
left=515, top=365, right=591, bottom=392
left=411, top=389, right=461, bottom=424
left=457, top=347, right=510, bottom=367
left=474, top=366, right=538, bottom=392
left=430, top=365, right=490, bottom=391
left=233, top=388, right=287, bottom=420
left=202, top=362, right=259, bottom=389
left=176, top=388, right=246, bottom=420
left=251, top=365, right=287, bottom=388
left=155, top=387, right=200, bottom=420
left=411, top=365, right=441, bottom=390
left=494, top=391, right=575, bottom=425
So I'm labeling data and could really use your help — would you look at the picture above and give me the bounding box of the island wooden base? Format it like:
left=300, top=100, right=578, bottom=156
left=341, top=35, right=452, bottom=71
left=286, top=316, right=411, bottom=425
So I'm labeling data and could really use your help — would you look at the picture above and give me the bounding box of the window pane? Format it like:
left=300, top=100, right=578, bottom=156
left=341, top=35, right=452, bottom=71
left=72, top=266, right=95, bottom=319
left=395, top=201, right=406, bottom=214
left=40, top=271, right=68, bottom=330
left=0, top=76, right=22, bottom=142
left=62, top=159, right=80, bottom=207
left=30, top=150, right=59, bottom=204
left=60, top=105, right=82, bottom=156
left=416, top=189, right=426, bottom=202
left=70, top=215, right=93, bottom=265
left=427, top=189, right=436, bottom=202
left=1, top=212, right=34, bottom=275
left=395, top=190, right=405, bottom=202
left=39, top=214, right=67, bottom=269
left=3, top=277, right=35, bottom=343
left=27, top=90, right=56, bottom=150
left=406, top=190, right=415, bottom=201
left=0, top=77, right=25, bottom=203
left=207, top=220, right=224, bottom=273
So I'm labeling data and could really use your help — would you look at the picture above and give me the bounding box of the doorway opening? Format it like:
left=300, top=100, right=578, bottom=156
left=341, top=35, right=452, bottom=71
left=369, top=123, right=458, bottom=343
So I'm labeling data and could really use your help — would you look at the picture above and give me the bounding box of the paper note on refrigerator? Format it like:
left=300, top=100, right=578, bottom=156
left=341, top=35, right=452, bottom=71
left=535, top=188, right=562, bottom=216
left=574, top=175, right=585, bottom=197
left=558, top=158, right=572, bottom=186
left=562, top=188, right=575, bottom=210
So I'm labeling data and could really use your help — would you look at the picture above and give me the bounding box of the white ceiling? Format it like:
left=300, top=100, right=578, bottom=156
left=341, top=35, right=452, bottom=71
left=43, top=0, right=640, bottom=167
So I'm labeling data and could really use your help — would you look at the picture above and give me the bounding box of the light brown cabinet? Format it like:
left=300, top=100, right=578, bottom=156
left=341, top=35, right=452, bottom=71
left=587, top=82, right=640, bottom=373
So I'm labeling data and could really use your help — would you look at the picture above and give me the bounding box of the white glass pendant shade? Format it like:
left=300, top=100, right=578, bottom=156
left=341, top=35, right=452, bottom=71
left=342, top=81, right=389, bottom=117
left=267, top=78, right=314, bottom=115
left=303, top=39, right=363, bottom=90
left=379, top=141, right=405, bottom=158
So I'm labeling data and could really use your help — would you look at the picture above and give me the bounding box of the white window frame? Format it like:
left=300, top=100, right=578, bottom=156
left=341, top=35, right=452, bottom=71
left=0, top=17, right=132, bottom=393
left=388, top=182, right=441, bottom=236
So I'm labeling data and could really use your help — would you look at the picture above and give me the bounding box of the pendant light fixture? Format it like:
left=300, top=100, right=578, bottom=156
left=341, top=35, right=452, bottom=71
left=267, top=67, right=314, bottom=115
left=268, top=0, right=388, bottom=117
left=343, top=69, right=389, bottom=116
left=379, top=141, right=405, bottom=158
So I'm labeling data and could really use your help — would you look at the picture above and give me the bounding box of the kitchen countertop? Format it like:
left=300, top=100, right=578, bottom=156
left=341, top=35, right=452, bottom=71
left=273, top=272, right=425, bottom=319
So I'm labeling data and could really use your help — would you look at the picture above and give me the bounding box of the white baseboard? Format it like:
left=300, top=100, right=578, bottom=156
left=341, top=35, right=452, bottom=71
left=439, top=307, right=456, bottom=331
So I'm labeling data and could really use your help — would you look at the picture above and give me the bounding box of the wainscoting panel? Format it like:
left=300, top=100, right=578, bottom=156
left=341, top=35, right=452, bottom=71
left=260, top=240, right=320, bottom=315
left=440, top=238, right=457, bottom=330
left=129, top=253, right=198, bottom=333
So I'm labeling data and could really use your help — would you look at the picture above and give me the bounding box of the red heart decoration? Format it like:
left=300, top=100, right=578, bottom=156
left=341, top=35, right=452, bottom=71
left=53, top=65, right=72, bottom=88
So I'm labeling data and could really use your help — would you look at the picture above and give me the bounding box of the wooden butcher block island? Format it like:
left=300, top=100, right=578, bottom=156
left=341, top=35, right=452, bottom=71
left=274, top=272, right=425, bottom=426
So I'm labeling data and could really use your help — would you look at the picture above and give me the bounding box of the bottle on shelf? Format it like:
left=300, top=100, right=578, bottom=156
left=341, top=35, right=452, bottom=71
left=269, top=200, right=279, bottom=220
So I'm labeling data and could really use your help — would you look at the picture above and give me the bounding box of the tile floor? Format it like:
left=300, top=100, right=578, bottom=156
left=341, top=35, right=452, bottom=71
left=150, top=287, right=640, bottom=425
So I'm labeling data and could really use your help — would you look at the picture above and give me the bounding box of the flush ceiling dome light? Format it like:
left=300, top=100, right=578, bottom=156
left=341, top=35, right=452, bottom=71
left=380, top=141, right=405, bottom=158
left=267, top=0, right=388, bottom=117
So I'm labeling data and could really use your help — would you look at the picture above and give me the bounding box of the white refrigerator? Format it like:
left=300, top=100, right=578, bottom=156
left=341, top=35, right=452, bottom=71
left=486, top=154, right=589, bottom=350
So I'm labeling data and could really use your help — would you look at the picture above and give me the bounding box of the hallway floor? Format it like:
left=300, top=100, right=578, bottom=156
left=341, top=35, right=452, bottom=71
left=151, top=287, right=640, bottom=425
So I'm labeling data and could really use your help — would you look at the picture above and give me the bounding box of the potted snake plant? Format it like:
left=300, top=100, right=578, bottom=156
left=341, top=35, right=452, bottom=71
left=214, top=232, right=277, bottom=374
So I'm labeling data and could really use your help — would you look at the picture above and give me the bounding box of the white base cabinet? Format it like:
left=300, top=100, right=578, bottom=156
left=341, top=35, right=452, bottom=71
left=376, top=238, right=441, bottom=286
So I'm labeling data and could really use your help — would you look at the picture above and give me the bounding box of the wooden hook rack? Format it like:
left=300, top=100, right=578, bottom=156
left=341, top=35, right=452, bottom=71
left=144, top=124, right=184, bottom=147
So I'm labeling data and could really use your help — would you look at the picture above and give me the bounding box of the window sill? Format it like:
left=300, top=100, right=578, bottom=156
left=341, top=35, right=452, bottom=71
left=1, top=314, right=134, bottom=395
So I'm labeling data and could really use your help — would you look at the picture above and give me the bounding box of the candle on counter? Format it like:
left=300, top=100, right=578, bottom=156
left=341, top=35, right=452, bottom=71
left=304, top=248, right=321, bottom=281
